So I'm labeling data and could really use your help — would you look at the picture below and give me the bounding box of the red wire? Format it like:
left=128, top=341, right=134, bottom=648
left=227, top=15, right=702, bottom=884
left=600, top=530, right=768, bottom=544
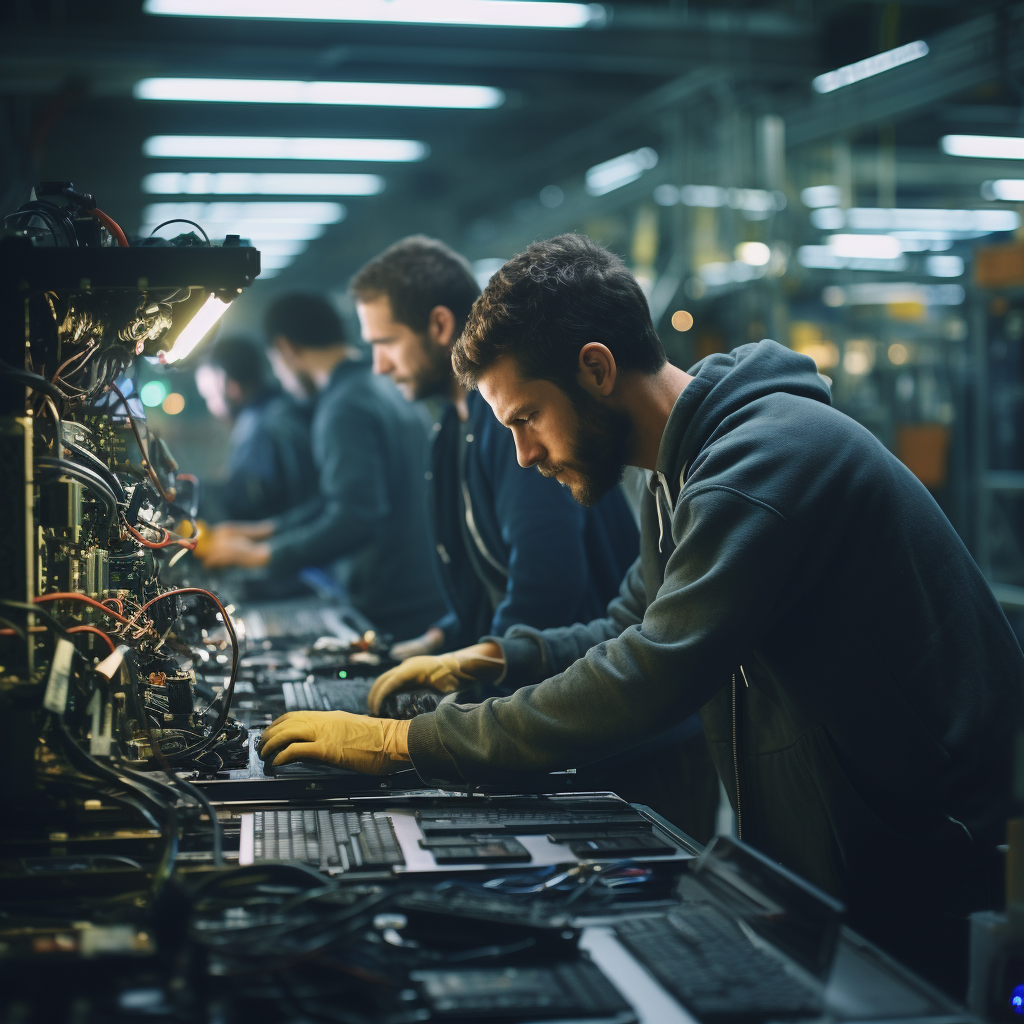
left=124, top=521, right=197, bottom=551
left=92, top=207, right=129, bottom=248
left=66, top=624, right=117, bottom=653
left=33, top=592, right=134, bottom=626
left=1, top=623, right=116, bottom=653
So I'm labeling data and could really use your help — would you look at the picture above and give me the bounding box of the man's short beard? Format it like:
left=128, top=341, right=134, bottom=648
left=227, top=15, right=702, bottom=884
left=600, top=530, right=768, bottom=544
left=549, top=386, right=632, bottom=507
left=409, top=335, right=455, bottom=401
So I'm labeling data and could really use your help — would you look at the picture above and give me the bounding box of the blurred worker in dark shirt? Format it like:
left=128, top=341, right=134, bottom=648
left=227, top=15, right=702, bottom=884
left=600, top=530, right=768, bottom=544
left=195, top=334, right=316, bottom=522
left=352, top=237, right=639, bottom=664
left=199, top=293, right=445, bottom=641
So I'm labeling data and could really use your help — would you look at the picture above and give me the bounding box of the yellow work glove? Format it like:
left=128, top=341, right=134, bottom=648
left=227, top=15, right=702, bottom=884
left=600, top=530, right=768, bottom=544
left=367, top=644, right=505, bottom=715
left=258, top=711, right=411, bottom=775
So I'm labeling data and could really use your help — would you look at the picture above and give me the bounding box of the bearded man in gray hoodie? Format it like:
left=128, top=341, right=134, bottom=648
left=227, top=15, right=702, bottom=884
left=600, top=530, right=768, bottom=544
left=261, top=234, right=1024, bottom=996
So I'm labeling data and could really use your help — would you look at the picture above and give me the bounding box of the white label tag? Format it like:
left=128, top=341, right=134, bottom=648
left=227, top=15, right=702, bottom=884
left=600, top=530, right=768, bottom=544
left=88, top=690, right=112, bottom=757
left=43, top=638, right=75, bottom=714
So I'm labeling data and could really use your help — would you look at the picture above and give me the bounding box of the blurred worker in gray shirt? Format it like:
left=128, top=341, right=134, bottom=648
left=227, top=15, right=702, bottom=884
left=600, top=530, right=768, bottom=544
left=195, top=334, right=316, bottom=523
left=199, top=294, right=445, bottom=641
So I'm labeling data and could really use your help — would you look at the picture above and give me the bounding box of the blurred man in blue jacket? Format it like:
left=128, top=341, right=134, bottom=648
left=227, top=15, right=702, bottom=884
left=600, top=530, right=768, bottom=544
left=195, top=334, right=317, bottom=523
left=199, top=294, right=445, bottom=641
left=352, top=236, right=639, bottom=666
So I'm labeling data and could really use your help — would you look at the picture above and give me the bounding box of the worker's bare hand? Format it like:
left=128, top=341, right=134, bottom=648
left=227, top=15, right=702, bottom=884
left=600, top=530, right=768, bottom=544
left=199, top=529, right=271, bottom=569
left=390, top=627, right=445, bottom=661
left=213, top=519, right=275, bottom=541
left=258, top=710, right=411, bottom=775
left=368, top=642, right=505, bottom=715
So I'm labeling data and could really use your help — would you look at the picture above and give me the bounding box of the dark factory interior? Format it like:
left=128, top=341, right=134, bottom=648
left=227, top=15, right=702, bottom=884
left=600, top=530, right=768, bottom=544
left=4, top=1, right=1024, bottom=1021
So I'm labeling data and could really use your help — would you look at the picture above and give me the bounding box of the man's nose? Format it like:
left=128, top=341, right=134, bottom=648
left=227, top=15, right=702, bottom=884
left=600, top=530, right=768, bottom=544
left=372, top=346, right=392, bottom=375
left=512, top=430, right=544, bottom=469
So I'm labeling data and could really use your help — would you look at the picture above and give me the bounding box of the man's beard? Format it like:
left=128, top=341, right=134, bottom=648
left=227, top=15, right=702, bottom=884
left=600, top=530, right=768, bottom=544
left=408, top=338, right=454, bottom=401
left=540, top=387, right=632, bottom=507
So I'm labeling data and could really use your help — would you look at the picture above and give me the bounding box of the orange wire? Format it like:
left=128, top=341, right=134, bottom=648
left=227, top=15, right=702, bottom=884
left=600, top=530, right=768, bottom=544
left=92, top=207, right=129, bottom=248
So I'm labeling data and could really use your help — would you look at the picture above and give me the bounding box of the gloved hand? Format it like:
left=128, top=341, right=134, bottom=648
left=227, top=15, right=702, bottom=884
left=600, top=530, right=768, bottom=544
left=258, top=711, right=411, bottom=775
left=368, top=642, right=505, bottom=715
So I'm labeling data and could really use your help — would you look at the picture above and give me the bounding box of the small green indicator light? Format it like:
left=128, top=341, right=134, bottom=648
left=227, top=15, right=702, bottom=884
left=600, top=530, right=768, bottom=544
left=338, top=670, right=347, bottom=678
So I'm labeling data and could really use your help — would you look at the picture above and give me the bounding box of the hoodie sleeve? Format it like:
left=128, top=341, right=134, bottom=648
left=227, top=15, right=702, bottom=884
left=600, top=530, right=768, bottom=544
left=486, top=554, right=648, bottom=689
left=268, top=392, right=387, bottom=572
left=408, top=486, right=797, bottom=784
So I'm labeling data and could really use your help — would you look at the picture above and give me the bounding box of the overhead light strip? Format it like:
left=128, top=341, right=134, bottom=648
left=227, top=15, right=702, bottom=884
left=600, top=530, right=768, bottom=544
left=812, top=39, right=928, bottom=95
left=942, top=135, right=1024, bottom=160
left=142, top=172, right=384, bottom=195
left=143, top=0, right=601, bottom=29
left=143, top=135, right=428, bottom=161
left=134, top=78, right=505, bottom=109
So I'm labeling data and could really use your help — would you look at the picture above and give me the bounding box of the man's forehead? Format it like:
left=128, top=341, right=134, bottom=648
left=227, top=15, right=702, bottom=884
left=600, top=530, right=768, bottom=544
left=355, top=293, right=400, bottom=335
left=478, top=357, right=537, bottom=416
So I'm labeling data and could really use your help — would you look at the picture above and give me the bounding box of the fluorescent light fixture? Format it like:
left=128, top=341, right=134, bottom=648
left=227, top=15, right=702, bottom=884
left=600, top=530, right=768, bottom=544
left=801, top=185, right=841, bottom=208
left=735, top=242, right=771, bottom=266
left=143, top=135, right=428, bottom=162
left=812, top=206, right=1019, bottom=233
left=942, top=135, right=1024, bottom=160
left=143, top=0, right=600, bottom=29
left=244, top=240, right=309, bottom=257
left=143, top=201, right=345, bottom=223
left=827, top=234, right=903, bottom=259
left=162, top=295, right=231, bottom=364
left=926, top=255, right=965, bottom=278
left=653, top=184, right=680, bottom=207
left=798, top=246, right=906, bottom=272
left=680, top=185, right=726, bottom=208
left=676, top=185, right=785, bottom=214
left=812, top=39, right=928, bottom=94
left=697, top=261, right=767, bottom=287
left=585, top=148, right=658, bottom=196
left=134, top=78, right=505, bottom=109
left=142, top=172, right=384, bottom=196
left=823, top=283, right=965, bottom=307
left=259, top=253, right=301, bottom=270
left=982, top=179, right=1024, bottom=201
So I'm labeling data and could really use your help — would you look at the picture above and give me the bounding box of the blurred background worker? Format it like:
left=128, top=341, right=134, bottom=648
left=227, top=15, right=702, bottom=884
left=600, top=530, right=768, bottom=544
left=199, top=293, right=445, bottom=641
left=351, top=236, right=640, bottom=661
left=194, top=334, right=316, bottom=523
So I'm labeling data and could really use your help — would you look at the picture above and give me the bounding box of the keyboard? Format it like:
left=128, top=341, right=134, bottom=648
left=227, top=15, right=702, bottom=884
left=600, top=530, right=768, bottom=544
left=241, top=601, right=364, bottom=645
left=252, top=808, right=405, bottom=870
left=416, top=805, right=647, bottom=837
left=615, top=907, right=821, bottom=1020
left=280, top=676, right=373, bottom=714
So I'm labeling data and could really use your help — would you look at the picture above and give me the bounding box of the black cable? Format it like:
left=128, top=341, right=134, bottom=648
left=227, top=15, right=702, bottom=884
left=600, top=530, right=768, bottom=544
left=0, top=598, right=74, bottom=638
left=122, top=654, right=223, bottom=866
left=0, top=360, right=70, bottom=403
left=36, top=456, right=120, bottom=529
left=0, top=615, right=27, bottom=639
left=148, top=219, right=211, bottom=245
left=50, top=715, right=178, bottom=892
left=63, top=441, right=126, bottom=502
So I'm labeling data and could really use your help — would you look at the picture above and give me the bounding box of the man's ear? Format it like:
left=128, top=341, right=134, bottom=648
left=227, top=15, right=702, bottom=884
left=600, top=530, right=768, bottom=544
left=577, top=342, right=617, bottom=397
left=225, top=379, right=244, bottom=404
left=273, top=335, right=296, bottom=359
left=428, top=306, right=457, bottom=349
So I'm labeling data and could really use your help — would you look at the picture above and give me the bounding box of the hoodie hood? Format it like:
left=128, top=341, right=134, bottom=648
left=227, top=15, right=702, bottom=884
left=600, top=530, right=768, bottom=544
left=656, top=340, right=832, bottom=489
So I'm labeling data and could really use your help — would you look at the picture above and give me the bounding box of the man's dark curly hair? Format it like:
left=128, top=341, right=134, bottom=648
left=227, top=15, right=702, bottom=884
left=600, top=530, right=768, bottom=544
left=452, top=233, right=666, bottom=391
left=350, top=235, right=480, bottom=338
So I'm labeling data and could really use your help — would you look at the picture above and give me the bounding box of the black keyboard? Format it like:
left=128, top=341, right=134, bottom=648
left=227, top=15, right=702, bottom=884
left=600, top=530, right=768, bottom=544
left=410, top=961, right=632, bottom=1019
left=615, top=907, right=821, bottom=1020
left=280, top=676, right=373, bottom=713
left=252, top=808, right=404, bottom=870
left=417, top=805, right=645, bottom=836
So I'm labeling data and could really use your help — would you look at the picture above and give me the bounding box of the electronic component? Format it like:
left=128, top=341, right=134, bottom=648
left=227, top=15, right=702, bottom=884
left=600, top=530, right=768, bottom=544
left=409, top=961, right=634, bottom=1020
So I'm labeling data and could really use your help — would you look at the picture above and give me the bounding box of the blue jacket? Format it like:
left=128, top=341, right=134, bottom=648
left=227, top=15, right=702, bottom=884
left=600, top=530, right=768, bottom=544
left=269, top=354, right=445, bottom=640
left=431, top=389, right=638, bottom=649
left=203, top=388, right=317, bottom=522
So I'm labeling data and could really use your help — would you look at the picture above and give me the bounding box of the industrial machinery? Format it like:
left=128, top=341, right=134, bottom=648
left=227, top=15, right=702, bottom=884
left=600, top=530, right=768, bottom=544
left=0, top=183, right=259, bottom=853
